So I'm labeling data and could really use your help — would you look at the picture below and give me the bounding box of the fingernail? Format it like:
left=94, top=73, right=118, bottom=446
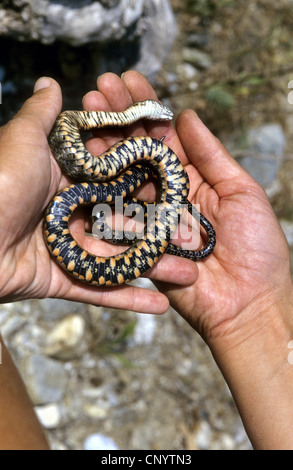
left=34, top=77, right=51, bottom=93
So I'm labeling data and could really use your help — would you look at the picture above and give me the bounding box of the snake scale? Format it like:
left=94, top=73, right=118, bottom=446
left=44, top=100, right=216, bottom=286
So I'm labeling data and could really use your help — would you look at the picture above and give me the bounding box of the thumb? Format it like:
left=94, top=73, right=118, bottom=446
left=17, top=77, right=62, bottom=136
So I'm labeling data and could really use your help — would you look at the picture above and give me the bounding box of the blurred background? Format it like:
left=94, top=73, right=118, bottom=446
left=1, top=0, right=293, bottom=450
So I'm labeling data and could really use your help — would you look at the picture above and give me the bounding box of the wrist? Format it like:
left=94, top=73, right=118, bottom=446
left=210, top=287, right=293, bottom=449
left=211, top=286, right=293, bottom=380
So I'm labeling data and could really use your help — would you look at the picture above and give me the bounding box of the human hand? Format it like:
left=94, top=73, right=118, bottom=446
left=85, top=71, right=293, bottom=342
left=0, top=76, right=196, bottom=312
left=90, top=72, right=293, bottom=449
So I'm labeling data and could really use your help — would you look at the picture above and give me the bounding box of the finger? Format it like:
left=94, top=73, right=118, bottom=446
left=121, top=70, right=159, bottom=102
left=68, top=283, right=170, bottom=314
left=50, top=263, right=170, bottom=314
left=50, top=253, right=197, bottom=314
left=0, top=77, right=62, bottom=211
left=176, top=110, right=254, bottom=195
left=97, top=72, right=134, bottom=111
left=97, top=72, right=147, bottom=137
left=82, top=90, right=125, bottom=150
left=20, top=77, right=62, bottom=136
left=144, top=253, right=198, bottom=286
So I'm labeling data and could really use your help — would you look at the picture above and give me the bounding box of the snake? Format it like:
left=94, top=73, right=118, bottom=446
left=44, top=100, right=216, bottom=286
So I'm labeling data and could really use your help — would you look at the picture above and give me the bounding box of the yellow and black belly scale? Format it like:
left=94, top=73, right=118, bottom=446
left=44, top=100, right=216, bottom=286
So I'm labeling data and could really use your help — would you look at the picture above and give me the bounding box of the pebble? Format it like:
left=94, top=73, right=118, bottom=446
left=236, top=155, right=281, bottom=188
left=246, top=124, right=286, bottom=156
left=182, top=47, right=212, bottom=69
left=186, top=32, right=211, bottom=48
left=35, top=403, right=61, bottom=429
left=44, top=314, right=86, bottom=359
left=194, top=420, right=212, bottom=450
left=19, top=354, right=67, bottom=405
left=176, top=63, right=198, bottom=80
left=215, top=433, right=235, bottom=450
left=83, top=403, right=108, bottom=419
left=235, top=123, right=286, bottom=187
left=83, top=434, right=119, bottom=451
left=132, top=313, right=157, bottom=345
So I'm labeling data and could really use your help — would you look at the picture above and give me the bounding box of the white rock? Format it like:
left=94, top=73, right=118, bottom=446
left=44, top=314, right=86, bottom=359
left=35, top=403, right=61, bottom=429
left=83, top=433, right=119, bottom=451
left=194, top=420, right=212, bottom=450
left=133, top=313, right=157, bottom=345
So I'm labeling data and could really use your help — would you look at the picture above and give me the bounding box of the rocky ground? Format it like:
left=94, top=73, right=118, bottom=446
left=1, top=0, right=293, bottom=450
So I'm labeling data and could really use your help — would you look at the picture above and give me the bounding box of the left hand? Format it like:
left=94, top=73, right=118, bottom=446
left=0, top=76, right=196, bottom=313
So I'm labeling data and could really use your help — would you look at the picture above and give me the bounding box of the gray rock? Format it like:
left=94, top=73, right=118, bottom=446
left=186, top=32, right=211, bottom=48
left=235, top=123, right=286, bottom=187
left=246, top=124, right=286, bottom=156
left=236, top=155, right=281, bottom=188
left=38, top=298, right=87, bottom=320
left=182, top=47, right=212, bottom=69
left=134, top=0, right=177, bottom=80
left=0, top=0, right=176, bottom=80
left=19, top=354, right=67, bottom=405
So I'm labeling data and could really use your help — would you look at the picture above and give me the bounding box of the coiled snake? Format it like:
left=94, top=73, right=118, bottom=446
left=44, top=100, right=216, bottom=286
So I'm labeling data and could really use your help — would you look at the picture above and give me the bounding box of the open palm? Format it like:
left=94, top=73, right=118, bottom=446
left=0, top=77, right=195, bottom=313
left=1, top=72, right=290, bottom=337
left=86, top=72, right=292, bottom=342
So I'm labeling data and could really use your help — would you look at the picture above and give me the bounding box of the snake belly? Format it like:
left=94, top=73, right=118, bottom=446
left=44, top=100, right=216, bottom=286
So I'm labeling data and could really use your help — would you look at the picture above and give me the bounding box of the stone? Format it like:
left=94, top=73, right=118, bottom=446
left=0, top=0, right=176, bottom=80
left=83, top=433, right=119, bottom=451
left=18, top=354, right=67, bottom=405
left=235, top=123, right=286, bottom=187
left=44, top=314, right=86, bottom=359
left=186, top=32, right=211, bottom=48
left=194, top=420, right=212, bottom=450
left=182, top=47, right=212, bottom=69
left=132, top=313, right=157, bottom=345
left=246, top=124, right=286, bottom=156
left=35, top=403, right=61, bottom=429
left=236, top=155, right=281, bottom=188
